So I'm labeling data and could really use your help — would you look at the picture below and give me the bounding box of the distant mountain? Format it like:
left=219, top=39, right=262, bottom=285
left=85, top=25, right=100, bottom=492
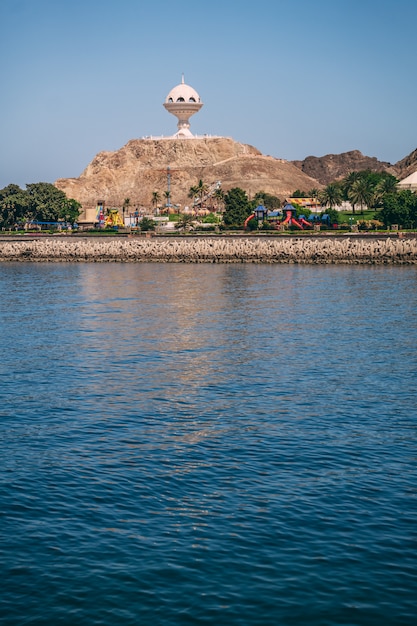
left=291, top=150, right=398, bottom=186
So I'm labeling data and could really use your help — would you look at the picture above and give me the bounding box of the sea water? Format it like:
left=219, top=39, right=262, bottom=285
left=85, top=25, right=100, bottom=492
left=1, top=263, right=416, bottom=625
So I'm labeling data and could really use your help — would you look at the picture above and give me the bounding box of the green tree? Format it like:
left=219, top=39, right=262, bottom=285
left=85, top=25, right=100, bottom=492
left=188, top=185, right=199, bottom=206
left=320, top=183, right=344, bottom=209
left=164, top=190, right=171, bottom=207
left=175, top=213, right=194, bottom=232
left=254, top=191, right=281, bottom=210
left=372, top=174, right=399, bottom=207
left=0, top=182, right=80, bottom=227
left=223, top=187, right=251, bottom=228
left=347, top=178, right=372, bottom=214
left=140, top=216, right=156, bottom=231
left=343, top=171, right=361, bottom=212
left=0, top=184, right=30, bottom=227
left=291, top=203, right=312, bottom=219
left=321, top=207, right=339, bottom=225
left=26, top=182, right=68, bottom=221
left=380, top=190, right=417, bottom=228
left=308, top=188, right=320, bottom=200
left=342, top=170, right=397, bottom=212
left=213, top=187, right=225, bottom=212
left=376, top=173, right=398, bottom=195
left=195, top=179, right=208, bottom=207
left=62, top=198, right=82, bottom=223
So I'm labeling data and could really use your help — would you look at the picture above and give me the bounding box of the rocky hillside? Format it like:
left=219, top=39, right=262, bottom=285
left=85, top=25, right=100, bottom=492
left=395, top=148, right=417, bottom=179
left=55, top=138, right=417, bottom=222
left=55, top=137, right=320, bottom=221
left=291, top=150, right=398, bottom=186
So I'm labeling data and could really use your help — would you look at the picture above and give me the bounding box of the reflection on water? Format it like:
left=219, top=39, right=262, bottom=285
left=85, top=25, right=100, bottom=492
left=1, top=262, right=417, bottom=625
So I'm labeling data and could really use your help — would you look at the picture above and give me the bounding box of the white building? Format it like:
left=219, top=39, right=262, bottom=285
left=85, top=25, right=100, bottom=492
left=398, top=171, right=417, bottom=191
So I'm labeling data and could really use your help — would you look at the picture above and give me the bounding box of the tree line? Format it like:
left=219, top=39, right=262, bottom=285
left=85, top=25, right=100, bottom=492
left=180, top=170, right=417, bottom=230
left=0, top=183, right=81, bottom=229
left=294, top=170, right=417, bottom=229
left=2, top=170, right=417, bottom=231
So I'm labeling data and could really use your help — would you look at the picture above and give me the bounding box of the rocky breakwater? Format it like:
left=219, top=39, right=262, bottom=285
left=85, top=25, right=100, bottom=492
left=1, top=237, right=417, bottom=264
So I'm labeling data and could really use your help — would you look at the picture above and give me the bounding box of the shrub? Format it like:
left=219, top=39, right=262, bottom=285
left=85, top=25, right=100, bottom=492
left=247, top=218, right=258, bottom=231
left=140, top=217, right=156, bottom=231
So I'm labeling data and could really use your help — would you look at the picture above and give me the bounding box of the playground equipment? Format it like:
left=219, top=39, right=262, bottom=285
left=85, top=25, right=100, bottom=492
left=308, top=213, right=332, bottom=227
left=244, top=203, right=313, bottom=230
left=281, top=204, right=312, bottom=229
left=244, top=213, right=255, bottom=228
left=96, top=204, right=105, bottom=227
left=244, top=204, right=269, bottom=229
left=104, top=208, right=124, bottom=228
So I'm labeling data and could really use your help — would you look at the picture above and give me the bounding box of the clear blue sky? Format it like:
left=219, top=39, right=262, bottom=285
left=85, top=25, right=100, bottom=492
left=1, top=0, right=416, bottom=189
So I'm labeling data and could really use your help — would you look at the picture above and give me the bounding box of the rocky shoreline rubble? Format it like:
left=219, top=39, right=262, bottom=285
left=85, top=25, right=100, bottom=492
left=1, top=237, right=417, bottom=264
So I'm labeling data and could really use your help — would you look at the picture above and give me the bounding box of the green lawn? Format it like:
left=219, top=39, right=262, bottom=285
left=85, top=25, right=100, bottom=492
left=339, top=209, right=380, bottom=222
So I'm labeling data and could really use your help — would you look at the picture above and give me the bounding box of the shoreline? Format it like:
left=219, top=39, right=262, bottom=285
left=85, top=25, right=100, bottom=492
left=1, top=236, right=417, bottom=264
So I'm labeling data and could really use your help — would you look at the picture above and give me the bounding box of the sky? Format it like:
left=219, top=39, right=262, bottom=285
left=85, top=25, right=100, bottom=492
left=1, top=0, right=416, bottom=189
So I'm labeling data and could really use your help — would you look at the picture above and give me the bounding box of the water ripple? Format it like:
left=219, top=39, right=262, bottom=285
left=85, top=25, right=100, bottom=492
left=1, top=264, right=416, bottom=625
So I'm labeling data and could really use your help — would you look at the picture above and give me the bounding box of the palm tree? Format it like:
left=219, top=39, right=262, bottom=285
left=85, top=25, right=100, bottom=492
left=375, top=174, right=398, bottom=196
left=348, top=178, right=372, bottom=214
left=343, top=172, right=361, bottom=213
left=164, top=190, right=171, bottom=209
left=196, top=179, right=208, bottom=209
left=152, top=191, right=161, bottom=212
left=369, top=174, right=398, bottom=210
left=319, top=183, right=343, bottom=209
left=308, top=188, right=320, bottom=200
left=122, top=198, right=130, bottom=224
left=344, top=172, right=360, bottom=187
left=213, top=187, right=225, bottom=213
left=175, top=213, right=194, bottom=232
left=188, top=185, right=199, bottom=207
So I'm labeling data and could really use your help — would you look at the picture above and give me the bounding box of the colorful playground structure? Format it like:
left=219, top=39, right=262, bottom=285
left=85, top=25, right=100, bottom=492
left=244, top=203, right=332, bottom=230
left=281, top=205, right=312, bottom=229
left=96, top=204, right=125, bottom=229
left=104, top=209, right=124, bottom=228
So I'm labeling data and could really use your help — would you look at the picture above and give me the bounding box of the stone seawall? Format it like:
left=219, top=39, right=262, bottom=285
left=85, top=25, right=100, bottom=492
left=1, top=237, right=417, bottom=264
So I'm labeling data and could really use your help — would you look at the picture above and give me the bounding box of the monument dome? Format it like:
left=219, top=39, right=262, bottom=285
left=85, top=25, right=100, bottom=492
left=163, top=75, right=203, bottom=138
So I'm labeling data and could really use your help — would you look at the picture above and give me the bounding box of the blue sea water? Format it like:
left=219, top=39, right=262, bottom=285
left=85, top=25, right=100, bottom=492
left=0, top=262, right=416, bottom=626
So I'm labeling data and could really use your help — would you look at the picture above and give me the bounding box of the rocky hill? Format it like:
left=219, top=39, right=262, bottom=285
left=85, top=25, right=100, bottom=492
left=291, top=150, right=398, bottom=186
left=55, top=138, right=417, bottom=223
left=394, top=148, right=417, bottom=179
left=55, top=137, right=320, bottom=222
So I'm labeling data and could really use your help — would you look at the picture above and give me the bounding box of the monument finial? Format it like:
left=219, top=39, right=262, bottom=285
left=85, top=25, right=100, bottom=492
left=181, top=73, right=185, bottom=84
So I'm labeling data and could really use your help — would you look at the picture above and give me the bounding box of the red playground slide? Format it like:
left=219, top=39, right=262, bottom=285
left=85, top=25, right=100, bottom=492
left=244, top=214, right=255, bottom=229
left=282, top=209, right=310, bottom=229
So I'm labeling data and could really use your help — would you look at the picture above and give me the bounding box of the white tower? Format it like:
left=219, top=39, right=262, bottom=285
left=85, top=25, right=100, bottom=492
left=163, top=75, right=203, bottom=138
